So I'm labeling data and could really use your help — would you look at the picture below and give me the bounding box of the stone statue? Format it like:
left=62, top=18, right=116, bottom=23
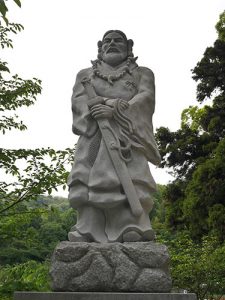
left=18, top=30, right=197, bottom=297
left=67, top=30, right=161, bottom=243
left=49, top=30, right=175, bottom=294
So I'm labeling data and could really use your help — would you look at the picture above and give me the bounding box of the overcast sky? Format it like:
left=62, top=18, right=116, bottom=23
left=1, top=0, right=225, bottom=186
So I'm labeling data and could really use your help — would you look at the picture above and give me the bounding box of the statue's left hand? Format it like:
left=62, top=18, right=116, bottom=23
left=90, top=104, right=114, bottom=120
left=105, top=98, right=129, bottom=111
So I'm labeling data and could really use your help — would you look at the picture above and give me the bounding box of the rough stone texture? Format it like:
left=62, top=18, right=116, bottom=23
left=14, top=292, right=197, bottom=300
left=50, top=241, right=172, bottom=292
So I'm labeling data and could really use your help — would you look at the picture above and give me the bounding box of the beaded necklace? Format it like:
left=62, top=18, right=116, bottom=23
left=91, top=57, right=137, bottom=85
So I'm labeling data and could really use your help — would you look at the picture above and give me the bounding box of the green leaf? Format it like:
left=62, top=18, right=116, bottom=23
left=13, top=0, right=21, bottom=7
left=2, top=14, right=8, bottom=25
left=0, top=0, right=8, bottom=17
left=0, top=63, right=10, bottom=72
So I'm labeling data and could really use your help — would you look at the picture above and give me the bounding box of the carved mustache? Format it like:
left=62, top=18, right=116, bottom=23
left=106, top=47, right=120, bottom=53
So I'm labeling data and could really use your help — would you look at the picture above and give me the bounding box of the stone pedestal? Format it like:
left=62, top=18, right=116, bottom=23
left=50, top=241, right=172, bottom=292
left=14, top=292, right=197, bottom=300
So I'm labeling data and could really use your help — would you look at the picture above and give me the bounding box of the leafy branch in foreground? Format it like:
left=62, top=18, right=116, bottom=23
left=0, top=23, right=42, bottom=133
left=0, top=147, right=74, bottom=215
left=0, top=0, right=22, bottom=24
left=0, top=23, right=24, bottom=48
left=0, top=12, right=75, bottom=216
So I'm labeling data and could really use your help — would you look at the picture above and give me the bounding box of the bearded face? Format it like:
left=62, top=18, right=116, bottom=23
left=101, top=32, right=128, bottom=67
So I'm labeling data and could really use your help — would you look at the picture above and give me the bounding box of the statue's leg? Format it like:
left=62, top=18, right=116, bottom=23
left=104, top=201, right=155, bottom=242
left=68, top=205, right=108, bottom=243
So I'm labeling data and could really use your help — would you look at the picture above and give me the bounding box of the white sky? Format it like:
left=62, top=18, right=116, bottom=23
left=1, top=0, right=225, bottom=188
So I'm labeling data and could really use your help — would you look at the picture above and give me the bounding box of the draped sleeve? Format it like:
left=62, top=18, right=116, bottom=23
left=127, top=67, right=161, bottom=165
left=71, top=68, right=98, bottom=137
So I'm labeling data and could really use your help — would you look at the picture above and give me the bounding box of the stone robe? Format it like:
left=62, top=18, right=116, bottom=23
left=67, top=60, right=161, bottom=242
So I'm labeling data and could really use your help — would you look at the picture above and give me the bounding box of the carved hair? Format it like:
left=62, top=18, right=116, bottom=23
left=97, top=30, right=134, bottom=60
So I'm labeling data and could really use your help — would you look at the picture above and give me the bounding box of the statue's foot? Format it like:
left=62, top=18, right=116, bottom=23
left=122, top=231, right=142, bottom=242
left=122, top=230, right=155, bottom=242
left=143, top=229, right=155, bottom=241
left=68, top=231, right=91, bottom=242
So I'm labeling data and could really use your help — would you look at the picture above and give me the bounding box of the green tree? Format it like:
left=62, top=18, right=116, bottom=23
left=0, top=260, right=50, bottom=299
left=0, top=196, right=76, bottom=299
left=150, top=185, right=166, bottom=220
left=0, top=6, right=74, bottom=217
left=0, top=196, right=76, bottom=265
left=183, top=139, right=225, bottom=240
left=156, top=11, right=225, bottom=241
left=0, top=7, right=75, bottom=298
left=0, top=4, right=75, bottom=300
left=158, top=232, right=225, bottom=300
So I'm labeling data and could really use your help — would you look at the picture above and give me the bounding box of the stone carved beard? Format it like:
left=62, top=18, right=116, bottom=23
left=102, top=50, right=128, bottom=67
left=97, top=39, right=134, bottom=67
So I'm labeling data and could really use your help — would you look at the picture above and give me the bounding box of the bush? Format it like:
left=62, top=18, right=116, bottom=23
left=0, top=260, right=50, bottom=299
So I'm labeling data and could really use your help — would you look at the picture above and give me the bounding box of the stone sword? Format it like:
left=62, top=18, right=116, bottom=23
left=81, top=77, right=143, bottom=218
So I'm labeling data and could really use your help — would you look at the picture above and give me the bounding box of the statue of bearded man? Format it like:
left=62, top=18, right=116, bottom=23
left=67, top=30, right=161, bottom=243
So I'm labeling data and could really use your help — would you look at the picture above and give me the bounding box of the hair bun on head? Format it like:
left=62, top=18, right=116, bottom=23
left=102, top=30, right=128, bottom=42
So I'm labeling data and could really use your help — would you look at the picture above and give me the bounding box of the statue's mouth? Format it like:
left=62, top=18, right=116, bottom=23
left=107, top=47, right=119, bottom=53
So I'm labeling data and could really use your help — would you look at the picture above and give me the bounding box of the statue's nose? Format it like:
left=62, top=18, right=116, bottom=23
left=109, top=39, right=116, bottom=45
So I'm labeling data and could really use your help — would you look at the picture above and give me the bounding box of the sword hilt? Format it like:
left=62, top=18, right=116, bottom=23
left=81, top=77, right=104, bottom=108
left=81, top=77, right=96, bottom=98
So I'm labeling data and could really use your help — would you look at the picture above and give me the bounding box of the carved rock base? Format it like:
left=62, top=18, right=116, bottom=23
left=50, top=241, right=172, bottom=292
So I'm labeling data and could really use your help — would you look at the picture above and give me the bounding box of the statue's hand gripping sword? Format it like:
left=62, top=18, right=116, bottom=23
left=81, top=77, right=143, bottom=218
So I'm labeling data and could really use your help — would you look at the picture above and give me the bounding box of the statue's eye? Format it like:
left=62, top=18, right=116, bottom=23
left=103, top=39, right=110, bottom=44
left=115, top=38, right=123, bottom=43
